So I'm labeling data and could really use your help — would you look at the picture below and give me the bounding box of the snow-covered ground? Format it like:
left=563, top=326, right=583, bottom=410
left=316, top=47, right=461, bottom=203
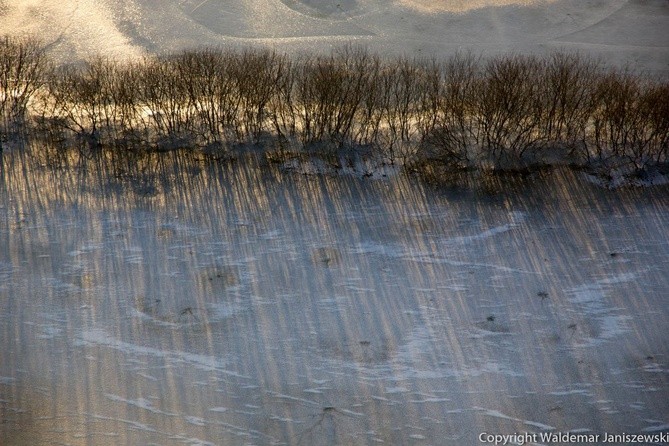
left=1, top=0, right=669, bottom=78
left=1, top=1, right=669, bottom=444
left=1, top=151, right=667, bottom=444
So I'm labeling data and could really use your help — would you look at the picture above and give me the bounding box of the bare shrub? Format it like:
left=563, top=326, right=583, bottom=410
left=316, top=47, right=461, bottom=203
left=137, top=56, right=195, bottom=148
left=475, top=55, right=545, bottom=167
left=538, top=53, right=600, bottom=156
left=230, top=49, right=290, bottom=142
left=163, top=49, right=237, bottom=147
left=419, top=53, right=481, bottom=169
left=44, top=60, right=116, bottom=149
left=415, top=59, right=444, bottom=141
left=268, top=56, right=298, bottom=143
left=0, top=36, right=48, bottom=130
left=642, top=82, right=669, bottom=165
left=295, top=46, right=375, bottom=147
left=36, top=58, right=147, bottom=150
left=91, top=59, right=143, bottom=146
left=377, top=57, right=424, bottom=160
left=618, top=80, right=669, bottom=169
left=351, top=54, right=382, bottom=147
left=587, top=70, right=666, bottom=169
left=110, top=61, right=148, bottom=147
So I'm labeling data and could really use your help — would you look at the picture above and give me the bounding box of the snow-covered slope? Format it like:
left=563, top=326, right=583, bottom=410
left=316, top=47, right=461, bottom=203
left=2, top=0, right=668, bottom=76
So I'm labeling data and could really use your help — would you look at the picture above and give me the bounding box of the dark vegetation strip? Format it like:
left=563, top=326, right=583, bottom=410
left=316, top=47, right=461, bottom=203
left=1, top=36, right=668, bottom=181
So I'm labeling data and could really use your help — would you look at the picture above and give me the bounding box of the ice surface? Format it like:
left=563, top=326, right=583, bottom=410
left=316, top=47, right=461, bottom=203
left=1, top=150, right=667, bottom=444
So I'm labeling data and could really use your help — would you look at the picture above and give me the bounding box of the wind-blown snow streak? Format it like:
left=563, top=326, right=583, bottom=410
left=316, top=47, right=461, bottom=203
left=474, top=406, right=556, bottom=431
left=79, top=329, right=251, bottom=379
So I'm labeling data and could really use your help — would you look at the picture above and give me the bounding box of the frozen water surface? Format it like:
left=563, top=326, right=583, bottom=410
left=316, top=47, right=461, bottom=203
left=1, top=149, right=668, bottom=445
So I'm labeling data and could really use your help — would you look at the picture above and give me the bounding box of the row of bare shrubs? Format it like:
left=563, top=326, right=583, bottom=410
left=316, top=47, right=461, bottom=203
left=36, top=49, right=289, bottom=151
left=420, top=52, right=669, bottom=173
left=1, top=36, right=668, bottom=173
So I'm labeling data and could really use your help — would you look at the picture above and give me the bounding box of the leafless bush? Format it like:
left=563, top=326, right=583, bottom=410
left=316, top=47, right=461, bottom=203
left=44, top=60, right=114, bottom=148
left=538, top=53, right=600, bottom=155
left=351, top=54, right=383, bottom=147
left=474, top=55, right=545, bottom=167
left=586, top=70, right=669, bottom=169
left=642, top=82, right=669, bottom=165
left=0, top=36, right=48, bottom=130
left=160, top=49, right=236, bottom=147
left=110, top=61, right=148, bottom=147
left=230, top=49, right=289, bottom=142
left=419, top=53, right=481, bottom=169
left=294, top=46, right=375, bottom=147
left=618, top=80, right=669, bottom=168
left=36, top=58, right=148, bottom=151
left=374, top=57, right=431, bottom=161
left=381, top=58, right=421, bottom=145
left=137, top=56, right=195, bottom=148
left=267, top=56, right=298, bottom=143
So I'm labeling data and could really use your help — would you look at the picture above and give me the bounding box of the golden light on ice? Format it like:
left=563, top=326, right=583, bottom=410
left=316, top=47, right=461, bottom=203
left=396, top=0, right=554, bottom=13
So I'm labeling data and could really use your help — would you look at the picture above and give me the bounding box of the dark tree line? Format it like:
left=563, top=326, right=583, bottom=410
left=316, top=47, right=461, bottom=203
left=1, top=36, right=667, bottom=173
